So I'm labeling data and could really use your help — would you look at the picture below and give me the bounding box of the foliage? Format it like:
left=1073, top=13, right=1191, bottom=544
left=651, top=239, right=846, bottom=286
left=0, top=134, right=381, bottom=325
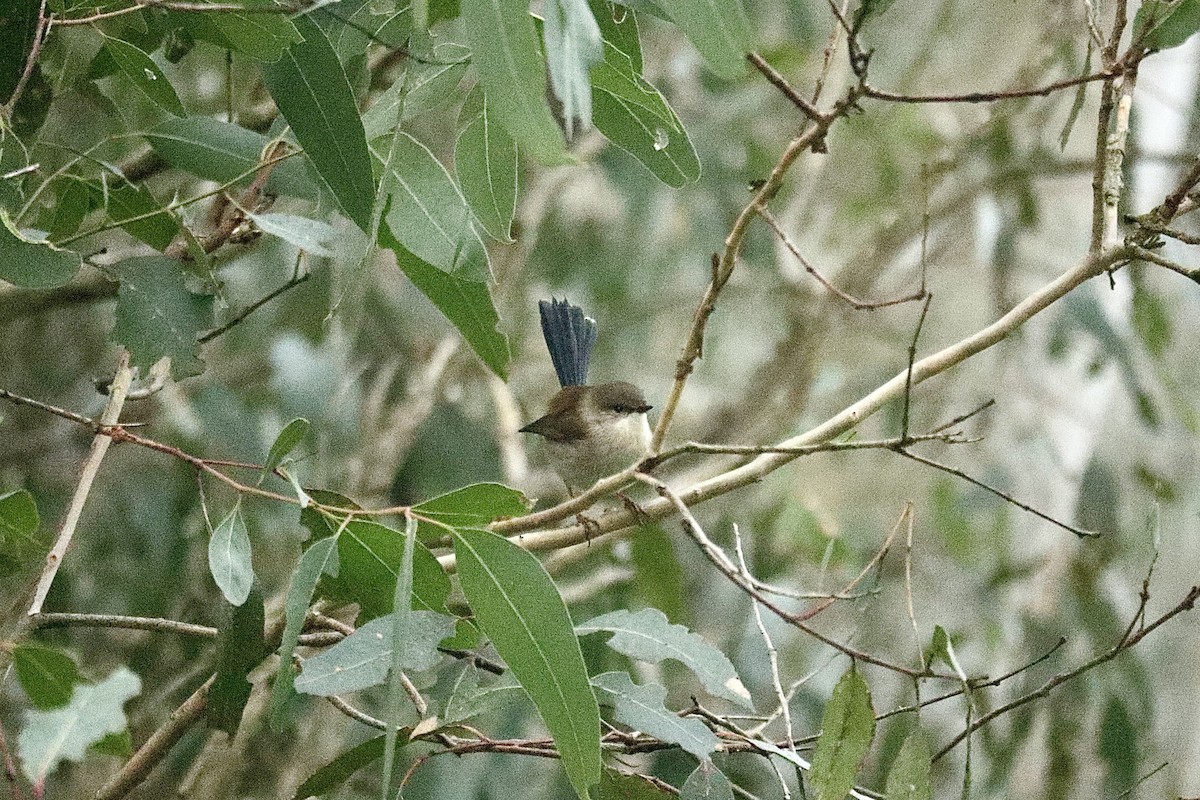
left=3, top=0, right=1200, bottom=798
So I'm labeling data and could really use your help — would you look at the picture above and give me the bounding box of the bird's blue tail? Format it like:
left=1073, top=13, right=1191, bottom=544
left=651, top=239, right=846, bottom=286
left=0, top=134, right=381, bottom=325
left=538, top=298, right=596, bottom=387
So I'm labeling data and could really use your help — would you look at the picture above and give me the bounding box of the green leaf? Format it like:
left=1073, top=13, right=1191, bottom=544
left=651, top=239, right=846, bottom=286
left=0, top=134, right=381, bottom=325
left=91, top=730, right=133, bottom=758
left=38, top=177, right=92, bottom=242
left=577, top=608, right=751, bottom=708
left=17, top=668, right=141, bottom=785
left=246, top=211, right=337, bottom=257
left=810, top=667, right=876, bottom=800
left=681, top=761, right=734, bottom=800
left=319, top=519, right=452, bottom=621
left=0, top=0, right=39, bottom=105
left=885, top=730, right=932, bottom=800
left=144, top=117, right=314, bottom=198
left=12, top=646, right=81, bottom=710
left=599, top=768, right=672, bottom=798
left=270, top=536, right=338, bottom=731
left=456, top=86, right=519, bottom=242
left=380, top=227, right=510, bottom=378
left=294, top=610, right=455, bottom=695
left=443, top=668, right=526, bottom=725
left=413, top=482, right=531, bottom=528
left=461, top=0, right=571, bottom=165
left=453, top=527, right=601, bottom=800
left=592, top=0, right=642, bottom=72
left=1098, top=696, right=1139, bottom=791
left=591, top=42, right=700, bottom=186
left=208, top=584, right=267, bottom=735
left=0, top=488, right=41, bottom=575
left=99, top=179, right=182, bottom=252
left=0, top=211, right=81, bottom=289
left=630, top=524, right=685, bottom=624
left=1134, top=0, right=1200, bottom=49
left=661, top=0, right=751, bottom=79
left=400, top=44, right=471, bottom=123
left=293, top=734, right=413, bottom=800
left=374, top=132, right=490, bottom=279
left=261, top=15, right=376, bottom=231
left=264, top=417, right=311, bottom=475
left=207, top=0, right=302, bottom=61
left=543, top=0, right=604, bottom=137
left=208, top=503, right=255, bottom=606
left=110, top=256, right=214, bottom=378
left=928, top=625, right=968, bottom=682
left=592, top=671, right=719, bottom=760
left=99, top=34, right=185, bottom=117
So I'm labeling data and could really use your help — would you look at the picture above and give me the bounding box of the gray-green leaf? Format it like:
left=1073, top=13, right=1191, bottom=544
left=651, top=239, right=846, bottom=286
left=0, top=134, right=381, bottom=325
left=592, top=671, right=719, bottom=760
left=456, top=87, right=519, bottom=242
left=810, top=667, right=876, bottom=800
left=577, top=608, right=751, bottom=708
left=0, top=212, right=81, bottom=289
left=208, top=504, right=255, bottom=606
left=110, top=255, right=214, bottom=378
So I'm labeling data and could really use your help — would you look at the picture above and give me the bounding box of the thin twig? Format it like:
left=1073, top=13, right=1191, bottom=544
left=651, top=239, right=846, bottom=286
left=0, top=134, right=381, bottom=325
left=894, top=448, right=1097, bottom=538
left=197, top=270, right=311, bottom=343
left=759, top=207, right=927, bottom=309
left=933, top=585, right=1199, bottom=760
left=27, top=352, right=132, bottom=616
left=746, top=52, right=824, bottom=123
left=95, top=674, right=216, bottom=800
left=900, top=294, right=933, bottom=442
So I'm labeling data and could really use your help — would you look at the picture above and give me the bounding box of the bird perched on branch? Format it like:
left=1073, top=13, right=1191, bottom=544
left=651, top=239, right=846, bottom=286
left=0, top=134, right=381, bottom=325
left=520, top=299, right=653, bottom=493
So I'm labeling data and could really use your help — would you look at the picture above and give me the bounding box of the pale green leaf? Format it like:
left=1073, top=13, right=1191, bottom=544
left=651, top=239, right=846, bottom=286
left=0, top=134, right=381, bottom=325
left=462, top=0, right=571, bottom=165
left=208, top=504, right=255, bottom=606
left=543, top=0, right=604, bottom=137
left=271, top=536, right=338, bottom=731
left=810, top=668, right=876, bottom=800
left=681, top=761, right=734, bottom=800
left=261, top=15, right=376, bottom=231
left=209, top=0, right=302, bottom=61
left=577, top=608, right=751, bottom=708
left=412, top=482, right=531, bottom=527
left=293, top=610, right=456, bottom=695
left=17, top=668, right=141, bottom=784
left=246, top=211, right=337, bottom=257
left=1135, top=0, right=1200, bottom=49
left=264, top=417, right=311, bottom=475
left=455, top=86, right=519, bottom=242
left=929, top=625, right=968, bottom=682
left=592, top=671, right=719, bottom=760
left=374, top=132, right=490, bottom=280
left=453, top=527, right=601, bottom=800
left=885, top=730, right=932, bottom=800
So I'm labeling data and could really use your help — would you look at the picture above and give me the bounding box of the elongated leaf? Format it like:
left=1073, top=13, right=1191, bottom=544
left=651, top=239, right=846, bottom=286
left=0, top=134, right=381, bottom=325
left=144, top=117, right=314, bottom=198
left=591, top=42, right=699, bottom=186
left=262, top=16, right=376, bottom=231
left=264, top=417, right=311, bottom=475
left=543, top=0, right=604, bottom=137
left=592, top=671, right=718, bottom=760
left=681, top=761, right=734, bottom=800
left=99, top=34, right=185, bottom=116
left=318, top=519, right=451, bottom=621
left=1134, top=0, right=1200, bottom=49
left=12, top=646, right=81, bottom=710
left=456, top=87, right=519, bottom=242
left=271, top=536, right=338, bottom=731
left=462, top=0, right=570, bottom=164
left=885, top=730, right=932, bottom=800
left=110, top=256, right=213, bottom=378
left=577, top=608, right=751, bottom=708
left=929, top=625, right=968, bottom=682
left=17, top=668, right=141, bottom=784
left=592, top=0, right=642, bottom=71
left=208, top=504, right=255, bottom=606
left=454, top=527, right=601, bottom=800
left=209, top=584, right=266, bottom=735
left=810, top=668, right=876, bottom=800
left=413, top=482, right=531, bottom=527
left=247, top=211, right=337, bottom=257
left=662, top=0, right=751, bottom=79
left=293, top=734, right=413, bottom=800
left=294, top=610, right=455, bottom=695
left=380, top=227, right=510, bottom=378
left=374, top=132, right=490, bottom=279
left=0, top=212, right=80, bottom=288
